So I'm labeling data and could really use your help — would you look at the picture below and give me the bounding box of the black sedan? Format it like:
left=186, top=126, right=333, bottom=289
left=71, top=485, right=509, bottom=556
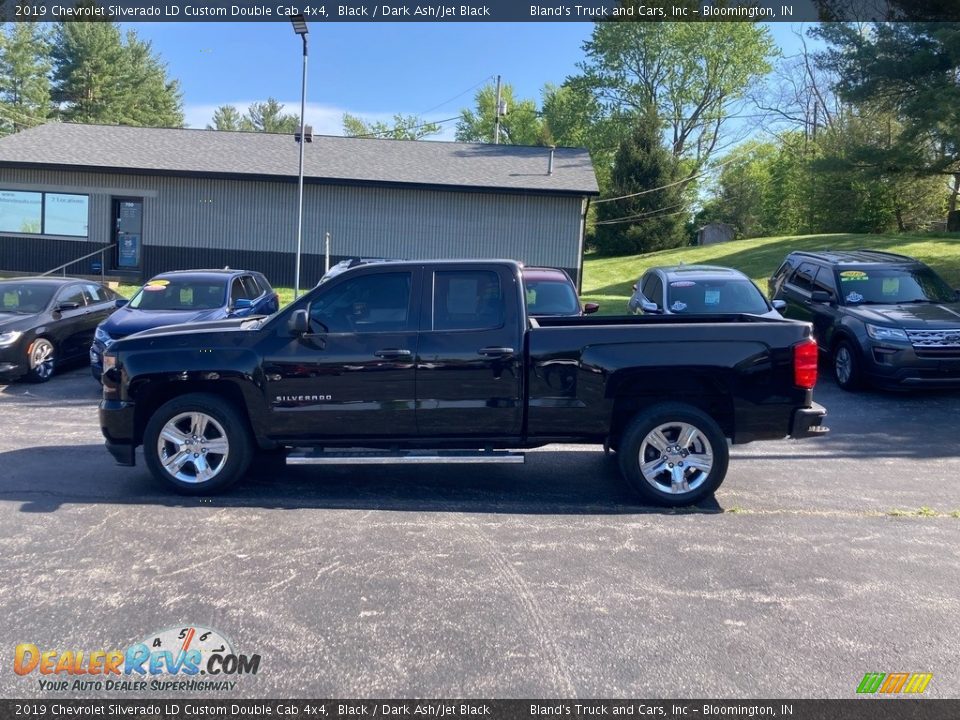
left=0, top=277, right=125, bottom=383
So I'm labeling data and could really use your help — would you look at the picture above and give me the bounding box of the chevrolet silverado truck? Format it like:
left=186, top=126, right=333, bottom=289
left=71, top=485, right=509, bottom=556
left=99, top=260, right=828, bottom=505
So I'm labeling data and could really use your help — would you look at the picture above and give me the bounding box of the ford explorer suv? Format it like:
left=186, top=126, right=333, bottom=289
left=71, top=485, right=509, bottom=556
left=100, top=259, right=828, bottom=506
left=769, top=250, right=960, bottom=391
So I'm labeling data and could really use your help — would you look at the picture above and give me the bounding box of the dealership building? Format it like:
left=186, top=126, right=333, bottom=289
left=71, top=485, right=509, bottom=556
left=0, top=123, right=598, bottom=287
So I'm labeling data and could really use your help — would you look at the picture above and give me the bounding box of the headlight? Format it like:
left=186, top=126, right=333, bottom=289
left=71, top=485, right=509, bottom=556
left=0, top=331, right=23, bottom=347
left=102, top=354, right=117, bottom=372
left=866, top=324, right=909, bottom=343
left=94, top=326, right=114, bottom=347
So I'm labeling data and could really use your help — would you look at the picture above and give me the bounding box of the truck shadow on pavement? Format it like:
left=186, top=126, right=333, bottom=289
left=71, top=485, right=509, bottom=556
left=0, top=444, right=724, bottom=516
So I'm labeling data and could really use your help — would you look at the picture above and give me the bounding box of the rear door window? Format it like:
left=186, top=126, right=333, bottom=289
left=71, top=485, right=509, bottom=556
left=788, top=263, right=818, bottom=292
left=432, top=270, right=503, bottom=331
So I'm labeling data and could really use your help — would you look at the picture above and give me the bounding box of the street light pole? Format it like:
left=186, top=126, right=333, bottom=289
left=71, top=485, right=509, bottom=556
left=291, top=16, right=309, bottom=299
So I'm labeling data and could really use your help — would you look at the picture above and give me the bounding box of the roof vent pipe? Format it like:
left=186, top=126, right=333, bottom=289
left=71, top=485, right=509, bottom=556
left=548, top=146, right=555, bottom=175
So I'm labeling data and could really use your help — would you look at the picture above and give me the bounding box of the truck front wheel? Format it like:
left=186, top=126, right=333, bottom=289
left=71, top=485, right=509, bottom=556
left=618, top=403, right=728, bottom=507
left=143, top=393, right=253, bottom=494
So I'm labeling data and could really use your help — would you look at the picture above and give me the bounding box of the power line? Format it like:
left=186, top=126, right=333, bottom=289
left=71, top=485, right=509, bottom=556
left=417, top=75, right=495, bottom=117
left=593, top=201, right=688, bottom=226
left=594, top=207, right=690, bottom=227
left=345, top=114, right=462, bottom=139
left=593, top=146, right=760, bottom=205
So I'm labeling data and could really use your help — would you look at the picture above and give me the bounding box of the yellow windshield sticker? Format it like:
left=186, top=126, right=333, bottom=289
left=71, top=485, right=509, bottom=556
left=840, top=270, right=868, bottom=281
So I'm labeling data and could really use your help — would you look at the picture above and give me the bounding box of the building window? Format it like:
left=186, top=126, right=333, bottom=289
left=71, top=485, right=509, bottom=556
left=0, top=189, right=89, bottom=237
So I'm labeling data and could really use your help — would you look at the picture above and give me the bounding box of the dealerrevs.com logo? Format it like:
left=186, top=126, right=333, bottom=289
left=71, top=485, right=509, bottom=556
left=14, top=626, right=261, bottom=693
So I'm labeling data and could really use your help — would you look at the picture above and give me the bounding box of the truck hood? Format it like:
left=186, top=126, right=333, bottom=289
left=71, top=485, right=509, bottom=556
left=117, top=316, right=265, bottom=342
left=101, top=307, right=227, bottom=338
left=845, top=302, right=960, bottom=329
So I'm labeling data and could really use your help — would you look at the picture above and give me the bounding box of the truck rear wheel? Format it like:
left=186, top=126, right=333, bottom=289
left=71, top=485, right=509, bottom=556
left=143, top=393, right=253, bottom=494
left=618, top=403, right=728, bottom=507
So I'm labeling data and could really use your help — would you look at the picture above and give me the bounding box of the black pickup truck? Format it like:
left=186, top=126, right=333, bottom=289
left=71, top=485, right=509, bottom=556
left=99, top=260, right=827, bottom=505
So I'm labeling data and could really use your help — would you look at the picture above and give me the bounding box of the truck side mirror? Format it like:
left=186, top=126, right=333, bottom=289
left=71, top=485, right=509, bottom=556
left=583, top=302, right=600, bottom=314
left=289, top=309, right=309, bottom=336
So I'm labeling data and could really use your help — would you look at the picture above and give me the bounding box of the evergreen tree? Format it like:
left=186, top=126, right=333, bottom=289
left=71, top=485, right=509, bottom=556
left=0, top=23, right=52, bottom=135
left=593, top=109, right=686, bottom=256
left=207, top=105, right=244, bottom=131
left=51, top=19, right=183, bottom=127
left=242, top=98, right=299, bottom=133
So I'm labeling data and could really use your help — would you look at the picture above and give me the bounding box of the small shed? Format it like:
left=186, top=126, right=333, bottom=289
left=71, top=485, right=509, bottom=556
left=697, top=222, right=736, bottom=246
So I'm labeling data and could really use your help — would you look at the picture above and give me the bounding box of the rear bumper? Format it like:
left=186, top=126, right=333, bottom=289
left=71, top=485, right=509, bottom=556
left=790, top=402, right=829, bottom=439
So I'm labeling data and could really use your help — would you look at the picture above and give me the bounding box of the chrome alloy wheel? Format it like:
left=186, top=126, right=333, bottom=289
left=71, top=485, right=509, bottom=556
left=157, top=412, right=230, bottom=484
left=29, top=339, right=55, bottom=380
left=638, top=421, right=714, bottom=495
left=835, top=346, right=853, bottom=385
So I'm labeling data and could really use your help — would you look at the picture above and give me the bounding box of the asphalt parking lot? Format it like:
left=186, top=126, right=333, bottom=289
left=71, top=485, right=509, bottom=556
left=1, top=367, right=959, bottom=699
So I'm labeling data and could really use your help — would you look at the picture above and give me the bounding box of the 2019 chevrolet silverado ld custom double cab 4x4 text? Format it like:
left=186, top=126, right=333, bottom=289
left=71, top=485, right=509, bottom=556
left=99, top=260, right=828, bottom=506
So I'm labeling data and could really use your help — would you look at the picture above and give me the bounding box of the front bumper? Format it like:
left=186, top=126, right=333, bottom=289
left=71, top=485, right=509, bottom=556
left=100, top=399, right=137, bottom=466
left=790, top=402, right=829, bottom=439
left=863, top=342, right=960, bottom=389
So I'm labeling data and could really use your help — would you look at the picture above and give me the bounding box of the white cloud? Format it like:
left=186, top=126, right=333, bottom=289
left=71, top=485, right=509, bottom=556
left=184, top=101, right=457, bottom=141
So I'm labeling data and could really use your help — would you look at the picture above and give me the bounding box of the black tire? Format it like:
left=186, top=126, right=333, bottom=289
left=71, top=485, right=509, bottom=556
left=832, top=339, right=862, bottom=392
left=24, top=337, right=56, bottom=383
left=618, top=402, right=729, bottom=507
left=143, top=393, right=253, bottom=494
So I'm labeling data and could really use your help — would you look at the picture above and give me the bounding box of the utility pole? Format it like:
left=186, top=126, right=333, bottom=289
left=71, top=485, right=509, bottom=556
left=494, top=74, right=502, bottom=145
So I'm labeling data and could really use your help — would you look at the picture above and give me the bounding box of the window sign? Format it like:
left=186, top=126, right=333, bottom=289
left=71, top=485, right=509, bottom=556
left=0, top=191, right=42, bottom=234
left=0, top=190, right=89, bottom=237
left=44, top=193, right=88, bottom=236
left=118, top=234, right=141, bottom=268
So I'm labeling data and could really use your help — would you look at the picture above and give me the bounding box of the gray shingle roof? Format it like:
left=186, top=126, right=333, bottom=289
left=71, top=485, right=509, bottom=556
left=0, top=123, right=598, bottom=195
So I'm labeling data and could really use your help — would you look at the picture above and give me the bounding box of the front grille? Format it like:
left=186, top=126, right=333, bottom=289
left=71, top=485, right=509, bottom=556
left=906, top=328, right=960, bottom=348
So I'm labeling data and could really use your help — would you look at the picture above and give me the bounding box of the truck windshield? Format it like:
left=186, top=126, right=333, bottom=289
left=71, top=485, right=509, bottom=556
left=838, top=266, right=957, bottom=305
left=129, top=279, right=227, bottom=311
left=525, top=279, right=580, bottom=316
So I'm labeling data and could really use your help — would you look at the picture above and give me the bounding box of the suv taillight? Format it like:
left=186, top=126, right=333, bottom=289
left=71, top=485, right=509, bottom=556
left=793, top=338, right=818, bottom=389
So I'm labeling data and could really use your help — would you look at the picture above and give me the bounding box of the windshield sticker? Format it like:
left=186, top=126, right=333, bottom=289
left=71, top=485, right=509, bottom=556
left=846, top=291, right=864, bottom=303
left=882, top=278, right=900, bottom=295
left=3, top=292, right=16, bottom=308
left=670, top=301, right=687, bottom=312
left=840, top=270, right=868, bottom=281
left=179, top=288, right=194, bottom=304
left=704, top=290, right=721, bottom=305
left=670, top=281, right=696, bottom=287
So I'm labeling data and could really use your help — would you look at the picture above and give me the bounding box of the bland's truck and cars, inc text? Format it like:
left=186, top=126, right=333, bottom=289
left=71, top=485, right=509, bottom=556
left=99, top=260, right=827, bottom=506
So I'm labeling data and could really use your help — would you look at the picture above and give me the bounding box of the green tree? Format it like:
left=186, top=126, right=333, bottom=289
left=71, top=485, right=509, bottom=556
left=593, top=108, right=686, bottom=256
left=342, top=112, right=441, bottom=140
left=207, top=105, right=244, bottom=131
left=814, top=22, right=960, bottom=211
left=0, top=23, right=52, bottom=135
left=456, top=82, right=544, bottom=145
left=241, top=98, right=299, bottom=133
left=51, top=19, right=182, bottom=127
left=697, top=141, right=779, bottom=239
left=575, top=20, right=776, bottom=180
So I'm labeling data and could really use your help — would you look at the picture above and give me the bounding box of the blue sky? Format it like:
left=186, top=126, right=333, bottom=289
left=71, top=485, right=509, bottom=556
left=127, top=22, right=818, bottom=140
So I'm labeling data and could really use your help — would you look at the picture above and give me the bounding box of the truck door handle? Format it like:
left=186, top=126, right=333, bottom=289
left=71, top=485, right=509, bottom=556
left=374, top=348, right=411, bottom=358
left=478, top=346, right=514, bottom=357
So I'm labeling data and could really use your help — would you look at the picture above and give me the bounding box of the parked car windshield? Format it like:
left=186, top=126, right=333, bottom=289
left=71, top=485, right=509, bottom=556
left=837, top=266, right=957, bottom=305
left=0, top=282, right=57, bottom=314
left=666, top=278, right=769, bottom=314
left=128, top=279, right=227, bottom=311
left=525, top=279, right=580, bottom=316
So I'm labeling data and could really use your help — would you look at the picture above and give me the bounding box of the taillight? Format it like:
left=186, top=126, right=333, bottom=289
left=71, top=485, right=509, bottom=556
left=793, top=338, right=818, bottom=389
